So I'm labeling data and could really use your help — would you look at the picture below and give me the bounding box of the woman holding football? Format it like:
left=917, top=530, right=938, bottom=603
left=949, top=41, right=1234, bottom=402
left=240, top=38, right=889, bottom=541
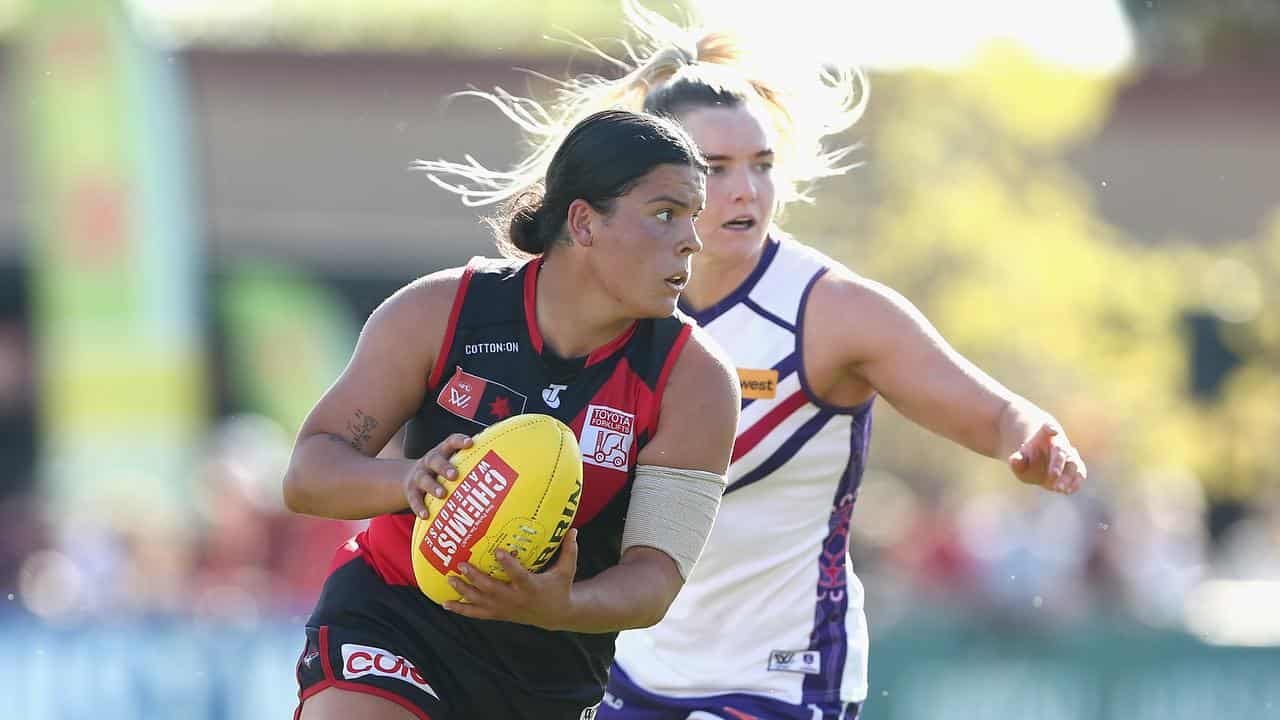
left=284, top=110, right=739, bottom=720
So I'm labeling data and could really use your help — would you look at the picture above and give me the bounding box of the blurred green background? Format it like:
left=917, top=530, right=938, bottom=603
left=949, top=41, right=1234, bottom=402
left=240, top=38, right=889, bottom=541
left=0, top=1, right=1276, bottom=718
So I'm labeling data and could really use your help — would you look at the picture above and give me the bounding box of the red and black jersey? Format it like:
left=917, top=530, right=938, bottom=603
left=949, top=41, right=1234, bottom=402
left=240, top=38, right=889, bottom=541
left=336, top=255, right=692, bottom=700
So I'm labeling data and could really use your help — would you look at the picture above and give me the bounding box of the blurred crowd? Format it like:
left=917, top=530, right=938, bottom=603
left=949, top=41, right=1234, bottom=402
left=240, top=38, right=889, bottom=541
left=2, top=415, right=358, bottom=624
left=852, top=467, right=1280, bottom=635
left=1, top=299, right=1277, bottom=641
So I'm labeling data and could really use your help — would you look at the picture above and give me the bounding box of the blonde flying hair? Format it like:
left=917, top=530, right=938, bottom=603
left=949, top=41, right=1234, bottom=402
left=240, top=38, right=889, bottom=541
left=415, top=0, right=868, bottom=212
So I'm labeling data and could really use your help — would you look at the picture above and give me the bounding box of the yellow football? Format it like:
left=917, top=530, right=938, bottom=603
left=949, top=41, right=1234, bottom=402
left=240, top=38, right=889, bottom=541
left=411, top=413, right=582, bottom=604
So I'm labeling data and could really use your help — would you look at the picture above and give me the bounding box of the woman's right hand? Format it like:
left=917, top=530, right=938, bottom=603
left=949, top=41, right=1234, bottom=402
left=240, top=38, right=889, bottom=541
left=404, top=433, right=473, bottom=519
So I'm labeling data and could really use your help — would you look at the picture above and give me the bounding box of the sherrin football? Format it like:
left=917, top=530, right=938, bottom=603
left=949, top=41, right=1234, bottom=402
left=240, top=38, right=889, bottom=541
left=411, top=413, right=582, bottom=604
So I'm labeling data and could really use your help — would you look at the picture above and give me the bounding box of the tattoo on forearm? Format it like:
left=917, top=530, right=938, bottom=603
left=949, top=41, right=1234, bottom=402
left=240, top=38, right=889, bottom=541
left=347, top=410, right=379, bottom=452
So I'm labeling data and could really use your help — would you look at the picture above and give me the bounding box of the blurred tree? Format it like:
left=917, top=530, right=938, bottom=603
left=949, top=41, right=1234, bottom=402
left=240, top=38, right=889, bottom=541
left=1175, top=217, right=1280, bottom=497
left=220, top=262, right=357, bottom=435
left=786, top=44, right=1280, bottom=500
left=1120, top=0, right=1280, bottom=67
left=1182, top=311, right=1241, bottom=402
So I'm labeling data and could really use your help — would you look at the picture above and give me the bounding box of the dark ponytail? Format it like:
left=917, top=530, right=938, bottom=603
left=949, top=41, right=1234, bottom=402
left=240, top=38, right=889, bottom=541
left=490, top=109, right=706, bottom=258
left=496, top=188, right=550, bottom=255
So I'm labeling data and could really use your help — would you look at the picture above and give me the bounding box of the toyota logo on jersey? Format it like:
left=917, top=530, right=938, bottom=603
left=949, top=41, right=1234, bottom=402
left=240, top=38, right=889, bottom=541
left=580, top=404, right=635, bottom=470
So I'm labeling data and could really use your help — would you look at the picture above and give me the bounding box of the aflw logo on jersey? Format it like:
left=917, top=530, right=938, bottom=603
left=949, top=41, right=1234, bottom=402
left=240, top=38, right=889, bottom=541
left=420, top=451, right=517, bottom=574
left=580, top=404, right=635, bottom=470
left=437, top=367, right=528, bottom=426
left=768, top=649, right=821, bottom=675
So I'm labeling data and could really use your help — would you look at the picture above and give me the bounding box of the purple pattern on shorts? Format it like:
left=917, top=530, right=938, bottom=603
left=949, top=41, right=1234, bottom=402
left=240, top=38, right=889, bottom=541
left=602, top=663, right=860, bottom=720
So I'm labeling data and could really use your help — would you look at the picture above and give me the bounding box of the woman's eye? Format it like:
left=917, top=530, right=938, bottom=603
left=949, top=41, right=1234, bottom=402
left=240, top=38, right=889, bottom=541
left=756, top=162, right=774, bottom=172
left=656, top=209, right=672, bottom=222
left=707, top=166, right=725, bottom=176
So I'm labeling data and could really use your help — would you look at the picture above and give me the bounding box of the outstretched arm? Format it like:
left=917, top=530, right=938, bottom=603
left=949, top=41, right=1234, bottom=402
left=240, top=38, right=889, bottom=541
left=812, top=270, right=1085, bottom=495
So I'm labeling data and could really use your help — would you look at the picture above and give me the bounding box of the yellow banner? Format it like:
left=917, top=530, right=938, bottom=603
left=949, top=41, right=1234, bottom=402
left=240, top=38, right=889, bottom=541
left=20, top=0, right=206, bottom=522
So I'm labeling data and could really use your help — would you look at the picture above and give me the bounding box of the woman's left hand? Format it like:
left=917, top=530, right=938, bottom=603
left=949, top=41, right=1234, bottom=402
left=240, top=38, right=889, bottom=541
left=443, top=529, right=580, bottom=630
left=1009, top=424, right=1086, bottom=495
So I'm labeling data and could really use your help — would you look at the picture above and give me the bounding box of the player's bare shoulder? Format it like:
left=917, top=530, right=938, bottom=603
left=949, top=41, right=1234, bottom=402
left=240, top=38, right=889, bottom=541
left=361, top=265, right=467, bottom=360
left=378, top=266, right=466, bottom=333
left=681, top=323, right=740, bottom=403
left=805, top=262, right=928, bottom=364
left=643, top=323, right=740, bottom=472
left=809, top=262, right=901, bottom=315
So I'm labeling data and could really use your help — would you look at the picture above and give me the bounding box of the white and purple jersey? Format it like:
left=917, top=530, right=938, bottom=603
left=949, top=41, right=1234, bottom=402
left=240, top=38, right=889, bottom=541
left=612, top=234, right=874, bottom=708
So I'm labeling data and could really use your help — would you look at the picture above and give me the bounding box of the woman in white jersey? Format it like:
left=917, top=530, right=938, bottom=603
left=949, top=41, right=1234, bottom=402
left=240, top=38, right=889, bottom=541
left=418, top=4, right=1087, bottom=718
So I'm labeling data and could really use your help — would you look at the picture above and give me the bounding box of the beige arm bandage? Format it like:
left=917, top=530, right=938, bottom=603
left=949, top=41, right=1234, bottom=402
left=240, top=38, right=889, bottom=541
left=620, top=464, right=728, bottom=580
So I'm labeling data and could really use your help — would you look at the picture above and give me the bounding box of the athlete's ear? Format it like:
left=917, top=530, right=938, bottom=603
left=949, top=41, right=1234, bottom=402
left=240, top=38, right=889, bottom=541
left=565, top=198, right=595, bottom=247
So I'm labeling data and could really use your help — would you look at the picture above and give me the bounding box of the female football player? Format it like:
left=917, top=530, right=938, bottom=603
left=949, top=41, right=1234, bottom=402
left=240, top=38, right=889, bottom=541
left=285, top=110, right=740, bottom=720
